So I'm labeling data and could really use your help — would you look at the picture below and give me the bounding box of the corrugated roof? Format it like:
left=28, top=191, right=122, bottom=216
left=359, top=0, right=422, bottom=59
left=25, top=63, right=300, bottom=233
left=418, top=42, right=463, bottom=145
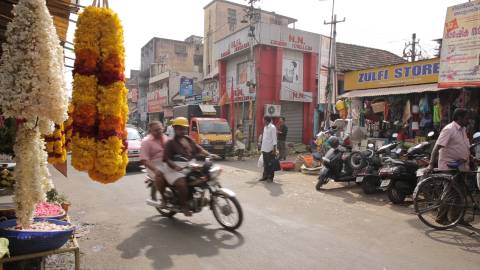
left=336, top=42, right=406, bottom=72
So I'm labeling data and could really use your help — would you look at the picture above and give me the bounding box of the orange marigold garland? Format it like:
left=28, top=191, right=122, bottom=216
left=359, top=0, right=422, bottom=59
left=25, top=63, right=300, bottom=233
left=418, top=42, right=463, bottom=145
left=64, top=104, right=74, bottom=152
left=44, top=124, right=66, bottom=165
left=71, top=5, right=128, bottom=183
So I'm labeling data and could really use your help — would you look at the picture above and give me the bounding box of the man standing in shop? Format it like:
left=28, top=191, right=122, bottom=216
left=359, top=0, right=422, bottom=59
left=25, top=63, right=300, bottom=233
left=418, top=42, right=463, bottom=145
left=277, top=117, right=288, bottom=161
left=260, top=116, right=277, bottom=182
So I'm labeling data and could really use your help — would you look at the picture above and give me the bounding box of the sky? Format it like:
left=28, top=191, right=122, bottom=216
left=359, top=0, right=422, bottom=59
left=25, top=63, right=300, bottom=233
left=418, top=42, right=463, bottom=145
left=66, top=0, right=467, bottom=78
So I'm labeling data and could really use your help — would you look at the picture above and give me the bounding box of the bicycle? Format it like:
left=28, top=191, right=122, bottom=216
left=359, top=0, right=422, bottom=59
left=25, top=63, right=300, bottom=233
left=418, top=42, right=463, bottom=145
left=413, top=161, right=479, bottom=230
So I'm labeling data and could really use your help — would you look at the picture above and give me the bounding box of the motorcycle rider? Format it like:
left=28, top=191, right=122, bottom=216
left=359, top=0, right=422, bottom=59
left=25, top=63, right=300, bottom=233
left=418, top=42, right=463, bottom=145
left=163, top=117, right=218, bottom=216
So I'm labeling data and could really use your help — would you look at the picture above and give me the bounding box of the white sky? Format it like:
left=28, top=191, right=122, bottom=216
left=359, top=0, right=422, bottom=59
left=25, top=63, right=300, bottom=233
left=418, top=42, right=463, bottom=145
left=66, top=0, right=466, bottom=77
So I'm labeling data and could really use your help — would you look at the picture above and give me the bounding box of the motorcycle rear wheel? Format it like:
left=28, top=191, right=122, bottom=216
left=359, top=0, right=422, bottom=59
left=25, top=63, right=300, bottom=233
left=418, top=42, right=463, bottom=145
left=361, top=176, right=379, bottom=194
left=151, top=186, right=177, bottom=218
left=387, top=187, right=406, bottom=204
left=211, top=194, right=243, bottom=231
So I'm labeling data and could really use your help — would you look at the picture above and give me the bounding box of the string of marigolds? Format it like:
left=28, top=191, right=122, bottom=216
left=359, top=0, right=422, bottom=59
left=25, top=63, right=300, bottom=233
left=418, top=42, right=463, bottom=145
left=71, top=5, right=128, bottom=184
left=44, top=124, right=67, bottom=165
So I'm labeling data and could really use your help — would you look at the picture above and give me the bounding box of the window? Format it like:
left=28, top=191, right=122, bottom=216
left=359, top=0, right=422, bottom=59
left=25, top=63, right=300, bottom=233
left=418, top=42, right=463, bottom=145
left=175, top=44, right=187, bottom=55
left=127, top=128, right=142, bottom=141
left=228, top=8, right=237, bottom=31
left=199, top=121, right=231, bottom=134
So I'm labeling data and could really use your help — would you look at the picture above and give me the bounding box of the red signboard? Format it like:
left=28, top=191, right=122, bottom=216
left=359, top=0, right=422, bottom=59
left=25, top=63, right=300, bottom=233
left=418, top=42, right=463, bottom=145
left=147, top=89, right=167, bottom=113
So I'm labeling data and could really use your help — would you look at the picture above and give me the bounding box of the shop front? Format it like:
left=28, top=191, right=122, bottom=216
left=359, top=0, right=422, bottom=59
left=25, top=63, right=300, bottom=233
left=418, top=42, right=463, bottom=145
left=341, top=58, right=479, bottom=145
left=215, top=23, right=319, bottom=145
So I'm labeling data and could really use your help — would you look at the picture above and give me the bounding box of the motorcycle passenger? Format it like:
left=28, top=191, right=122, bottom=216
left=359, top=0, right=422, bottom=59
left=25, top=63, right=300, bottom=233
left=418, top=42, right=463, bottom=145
left=140, top=121, right=169, bottom=206
left=163, top=117, right=217, bottom=216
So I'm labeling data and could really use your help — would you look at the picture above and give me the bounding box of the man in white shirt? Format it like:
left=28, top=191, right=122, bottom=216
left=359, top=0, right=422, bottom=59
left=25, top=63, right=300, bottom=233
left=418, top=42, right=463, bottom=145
left=260, top=116, right=278, bottom=182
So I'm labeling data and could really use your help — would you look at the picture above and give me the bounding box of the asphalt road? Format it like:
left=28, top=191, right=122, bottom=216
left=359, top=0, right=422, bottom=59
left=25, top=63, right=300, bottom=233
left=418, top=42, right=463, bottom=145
left=53, top=158, right=480, bottom=270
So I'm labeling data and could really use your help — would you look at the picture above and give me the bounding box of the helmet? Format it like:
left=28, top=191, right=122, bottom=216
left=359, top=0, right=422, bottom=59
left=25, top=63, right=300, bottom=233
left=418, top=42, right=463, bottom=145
left=473, top=132, right=480, bottom=142
left=171, top=117, right=189, bottom=128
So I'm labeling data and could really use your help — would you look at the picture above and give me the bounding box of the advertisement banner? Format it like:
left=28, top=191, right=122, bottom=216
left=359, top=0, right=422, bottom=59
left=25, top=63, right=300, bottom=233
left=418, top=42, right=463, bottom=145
left=439, top=1, right=480, bottom=88
left=147, top=88, right=167, bottom=113
left=344, top=58, right=440, bottom=91
left=179, top=77, right=194, bottom=96
left=280, top=51, right=312, bottom=102
left=318, top=35, right=330, bottom=103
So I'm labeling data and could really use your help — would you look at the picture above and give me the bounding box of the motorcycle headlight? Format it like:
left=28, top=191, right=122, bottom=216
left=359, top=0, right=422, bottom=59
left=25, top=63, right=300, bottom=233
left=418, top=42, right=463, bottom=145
left=201, top=139, right=210, bottom=145
left=209, top=165, right=222, bottom=179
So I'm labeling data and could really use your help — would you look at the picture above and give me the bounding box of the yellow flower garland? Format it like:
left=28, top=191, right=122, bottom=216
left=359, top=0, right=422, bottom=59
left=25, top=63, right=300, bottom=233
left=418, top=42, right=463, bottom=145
left=45, top=124, right=66, bottom=165
left=71, top=5, right=128, bottom=183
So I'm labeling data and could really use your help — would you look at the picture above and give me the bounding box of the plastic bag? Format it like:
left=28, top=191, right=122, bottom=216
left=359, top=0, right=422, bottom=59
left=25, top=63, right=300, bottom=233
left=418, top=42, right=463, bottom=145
left=257, top=154, right=263, bottom=168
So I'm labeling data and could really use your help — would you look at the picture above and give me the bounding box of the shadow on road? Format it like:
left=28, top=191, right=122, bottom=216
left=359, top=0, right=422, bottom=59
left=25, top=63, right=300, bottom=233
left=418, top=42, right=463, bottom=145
left=245, top=180, right=285, bottom=197
left=117, top=216, right=245, bottom=269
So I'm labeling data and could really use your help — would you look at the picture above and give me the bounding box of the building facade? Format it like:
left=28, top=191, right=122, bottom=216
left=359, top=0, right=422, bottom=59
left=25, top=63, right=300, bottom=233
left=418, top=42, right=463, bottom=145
left=126, top=70, right=140, bottom=125
left=139, top=36, right=203, bottom=127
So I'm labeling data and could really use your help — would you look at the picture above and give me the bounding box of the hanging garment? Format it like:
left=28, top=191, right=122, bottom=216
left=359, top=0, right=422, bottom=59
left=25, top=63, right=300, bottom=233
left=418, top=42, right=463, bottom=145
left=402, top=100, right=412, bottom=124
left=433, top=103, right=442, bottom=125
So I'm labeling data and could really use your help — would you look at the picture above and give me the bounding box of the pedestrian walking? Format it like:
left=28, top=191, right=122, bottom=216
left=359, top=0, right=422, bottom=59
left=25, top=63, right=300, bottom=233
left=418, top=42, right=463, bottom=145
left=235, top=124, right=246, bottom=161
left=259, top=116, right=277, bottom=182
left=277, top=117, right=288, bottom=161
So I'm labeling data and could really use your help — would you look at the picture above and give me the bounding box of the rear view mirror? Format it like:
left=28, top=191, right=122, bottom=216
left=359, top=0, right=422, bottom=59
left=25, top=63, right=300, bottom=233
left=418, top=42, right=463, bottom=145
left=427, top=131, right=435, bottom=138
left=367, top=143, right=374, bottom=149
left=392, top=133, right=398, bottom=139
left=473, top=132, right=480, bottom=141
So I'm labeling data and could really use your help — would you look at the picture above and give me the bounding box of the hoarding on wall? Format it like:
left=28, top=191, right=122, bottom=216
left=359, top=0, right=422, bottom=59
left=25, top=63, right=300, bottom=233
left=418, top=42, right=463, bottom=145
left=280, top=50, right=312, bottom=102
left=147, top=88, right=167, bottom=113
left=214, top=23, right=320, bottom=60
left=179, top=77, right=194, bottom=96
left=318, top=35, right=330, bottom=104
left=202, top=80, right=218, bottom=103
left=344, top=58, right=440, bottom=91
left=185, top=95, right=203, bottom=105
left=439, top=1, right=480, bottom=88
left=128, top=88, right=138, bottom=103
left=226, top=54, right=256, bottom=103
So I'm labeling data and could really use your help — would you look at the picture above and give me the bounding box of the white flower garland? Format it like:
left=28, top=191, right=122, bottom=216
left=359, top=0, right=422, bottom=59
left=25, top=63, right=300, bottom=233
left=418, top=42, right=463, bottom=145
left=0, top=0, right=68, bottom=126
left=13, top=125, right=44, bottom=228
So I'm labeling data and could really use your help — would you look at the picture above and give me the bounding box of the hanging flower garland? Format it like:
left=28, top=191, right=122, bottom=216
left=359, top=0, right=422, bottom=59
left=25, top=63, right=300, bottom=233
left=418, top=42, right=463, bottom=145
left=71, top=5, right=128, bottom=183
left=64, top=104, right=74, bottom=152
left=45, top=124, right=67, bottom=165
left=0, top=0, right=67, bottom=228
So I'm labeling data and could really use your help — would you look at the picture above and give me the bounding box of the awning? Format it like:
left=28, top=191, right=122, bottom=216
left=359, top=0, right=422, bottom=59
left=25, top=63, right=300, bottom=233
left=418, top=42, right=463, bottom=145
left=199, top=104, right=217, bottom=115
left=340, top=83, right=448, bottom=98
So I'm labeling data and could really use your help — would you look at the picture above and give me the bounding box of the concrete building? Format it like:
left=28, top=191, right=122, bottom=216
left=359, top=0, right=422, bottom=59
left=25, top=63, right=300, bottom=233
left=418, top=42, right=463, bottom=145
left=203, top=0, right=296, bottom=78
left=126, top=70, right=140, bottom=125
left=138, top=35, right=203, bottom=127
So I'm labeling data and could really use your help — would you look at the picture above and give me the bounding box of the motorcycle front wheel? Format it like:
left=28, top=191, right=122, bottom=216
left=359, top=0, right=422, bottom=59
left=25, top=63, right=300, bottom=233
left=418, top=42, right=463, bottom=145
left=211, top=194, right=243, bottom=231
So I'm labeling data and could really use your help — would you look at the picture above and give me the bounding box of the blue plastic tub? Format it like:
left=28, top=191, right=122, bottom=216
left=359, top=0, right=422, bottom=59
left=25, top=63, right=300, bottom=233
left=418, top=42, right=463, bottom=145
left=0, top=218, right=74, bottom=255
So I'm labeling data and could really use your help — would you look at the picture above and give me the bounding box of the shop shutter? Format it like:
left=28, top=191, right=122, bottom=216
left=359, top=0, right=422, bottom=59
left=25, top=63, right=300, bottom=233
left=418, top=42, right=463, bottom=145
left=280, top=101, right=304, bottom=143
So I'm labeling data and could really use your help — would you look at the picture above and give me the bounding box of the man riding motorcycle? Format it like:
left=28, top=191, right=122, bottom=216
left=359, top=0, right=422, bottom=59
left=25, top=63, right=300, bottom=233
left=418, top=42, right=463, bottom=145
left=163, top=117, right=219, bottom=216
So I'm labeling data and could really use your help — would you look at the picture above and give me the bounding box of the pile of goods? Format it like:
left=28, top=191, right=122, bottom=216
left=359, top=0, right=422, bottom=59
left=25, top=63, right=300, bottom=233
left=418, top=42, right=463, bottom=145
left=7, top=221, right=72, bottom=232
left=33, top=202, right=64, bottom=218
left=0, top=168, right=15, bottom=189
left=70, top=5, right=128, bottom=183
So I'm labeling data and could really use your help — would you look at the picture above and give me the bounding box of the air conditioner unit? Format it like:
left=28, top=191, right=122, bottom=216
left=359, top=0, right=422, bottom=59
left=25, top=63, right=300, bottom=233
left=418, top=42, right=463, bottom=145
left=264, top=104, right=281, bottom=117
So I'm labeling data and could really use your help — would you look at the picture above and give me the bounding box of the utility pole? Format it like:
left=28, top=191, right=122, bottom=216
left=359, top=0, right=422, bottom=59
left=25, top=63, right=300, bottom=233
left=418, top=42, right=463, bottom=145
left=244, top=0, right=259, bottom=150
left=323, top=0, right=345, bottom=129
left=403, top=33, right=421, bottom=62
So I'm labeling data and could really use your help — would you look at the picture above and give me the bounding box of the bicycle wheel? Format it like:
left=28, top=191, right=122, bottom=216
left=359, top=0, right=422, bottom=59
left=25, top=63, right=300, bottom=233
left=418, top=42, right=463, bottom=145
left=414, top=176, right=466, bottom=230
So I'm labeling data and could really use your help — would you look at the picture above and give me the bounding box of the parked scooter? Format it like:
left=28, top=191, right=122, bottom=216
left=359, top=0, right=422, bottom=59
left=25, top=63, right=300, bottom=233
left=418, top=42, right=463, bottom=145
left=378, top=131, right=435, bottom=204
left=145, top=156, right=243, bottom=231
left=315, top=137, right=356, bottom=190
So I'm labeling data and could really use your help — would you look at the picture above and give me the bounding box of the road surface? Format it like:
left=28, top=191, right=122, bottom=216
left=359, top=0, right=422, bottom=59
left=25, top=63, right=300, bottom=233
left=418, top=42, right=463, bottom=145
left=53, top=158, right=480, bottom=270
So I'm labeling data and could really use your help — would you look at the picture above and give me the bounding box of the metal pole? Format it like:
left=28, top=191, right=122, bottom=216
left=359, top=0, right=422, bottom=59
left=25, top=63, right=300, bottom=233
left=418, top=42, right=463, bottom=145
left=412, top=33, right=417, bottom=62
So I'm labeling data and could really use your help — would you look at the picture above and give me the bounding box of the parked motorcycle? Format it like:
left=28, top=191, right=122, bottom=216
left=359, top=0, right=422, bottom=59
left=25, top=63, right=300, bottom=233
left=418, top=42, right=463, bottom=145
left=378, top=132, right=435, bottom=204
left=145, top=156, right=243, bottom=231
left=350, top=134, right=400, bottom=194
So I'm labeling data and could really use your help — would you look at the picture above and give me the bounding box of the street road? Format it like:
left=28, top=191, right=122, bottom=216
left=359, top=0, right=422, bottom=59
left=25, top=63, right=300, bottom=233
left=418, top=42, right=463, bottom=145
left=54, top=158, right=480, bottom=270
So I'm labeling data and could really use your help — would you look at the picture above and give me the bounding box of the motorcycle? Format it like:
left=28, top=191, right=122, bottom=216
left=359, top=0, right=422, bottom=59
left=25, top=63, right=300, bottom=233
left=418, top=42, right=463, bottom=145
left=350, top=134, right=400, bottom=194
left=145, top=156, right=243, bottom=231
left=378, top=132, right=434, bottom=204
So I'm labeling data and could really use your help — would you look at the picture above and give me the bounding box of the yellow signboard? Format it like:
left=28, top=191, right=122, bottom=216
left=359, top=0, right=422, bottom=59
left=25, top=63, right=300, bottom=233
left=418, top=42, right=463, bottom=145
left=344, top=58, right=440, bottom=91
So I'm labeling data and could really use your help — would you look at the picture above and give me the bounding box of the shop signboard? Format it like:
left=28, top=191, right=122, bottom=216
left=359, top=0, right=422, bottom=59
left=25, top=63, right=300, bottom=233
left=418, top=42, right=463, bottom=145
left=179, top=77, right=194, bottom=96
left=344, top=58, right=440, bottom=91
left=185, top=95, right=203, bottom=105
left=128, top=88, right=138, bottom=103
left=147, top=88, right=167, bottom=113
left=439, top=1, right=480, bottom=88
left=214, top=23, right=320, bottom=60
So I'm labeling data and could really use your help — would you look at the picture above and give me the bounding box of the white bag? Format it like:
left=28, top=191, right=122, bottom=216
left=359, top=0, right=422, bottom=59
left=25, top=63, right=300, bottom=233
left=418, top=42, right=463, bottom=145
left=257, top=154, right=264, bottom=168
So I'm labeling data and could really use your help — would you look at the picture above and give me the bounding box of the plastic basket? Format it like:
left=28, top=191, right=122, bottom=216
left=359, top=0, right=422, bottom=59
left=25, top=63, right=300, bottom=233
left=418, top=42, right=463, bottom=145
left=0, top=218, right=74, bottom=255
left=280, top=161, right=295, bottom=171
